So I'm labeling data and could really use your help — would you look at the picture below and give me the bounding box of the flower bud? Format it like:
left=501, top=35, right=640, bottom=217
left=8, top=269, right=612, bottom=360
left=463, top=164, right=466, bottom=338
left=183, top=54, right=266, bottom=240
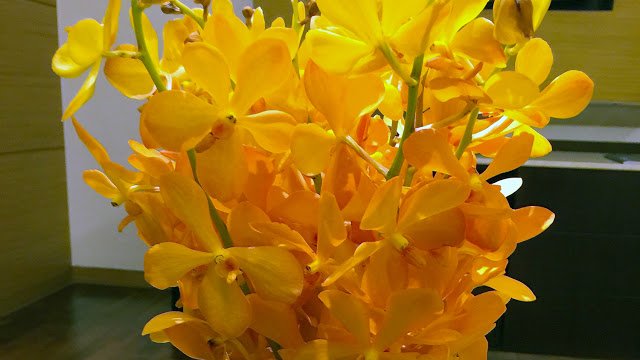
left=493, top=0, right=534, bottom=45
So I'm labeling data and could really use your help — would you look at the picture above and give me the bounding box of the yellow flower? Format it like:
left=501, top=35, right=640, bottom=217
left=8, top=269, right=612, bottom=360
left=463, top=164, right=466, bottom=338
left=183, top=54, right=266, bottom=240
left=52, top=0, right=121, bottom=119
left=493, top=0, right=551, bottom=45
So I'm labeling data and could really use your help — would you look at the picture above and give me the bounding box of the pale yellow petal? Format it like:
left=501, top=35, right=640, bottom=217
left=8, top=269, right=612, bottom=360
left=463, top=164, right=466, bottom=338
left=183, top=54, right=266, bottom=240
left=52, top=43, right=87, bottom=78
left=67, top=19, right=104, bottom=67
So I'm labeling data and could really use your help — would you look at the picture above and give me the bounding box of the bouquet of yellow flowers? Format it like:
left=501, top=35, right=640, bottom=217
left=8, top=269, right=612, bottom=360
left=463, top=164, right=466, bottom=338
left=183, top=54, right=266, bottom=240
left=53, top=0, right=594, bottom=358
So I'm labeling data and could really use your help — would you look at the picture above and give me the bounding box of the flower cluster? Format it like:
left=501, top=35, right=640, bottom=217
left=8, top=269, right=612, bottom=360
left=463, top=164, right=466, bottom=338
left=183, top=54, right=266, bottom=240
left=53, top=0, right=593, bottom=359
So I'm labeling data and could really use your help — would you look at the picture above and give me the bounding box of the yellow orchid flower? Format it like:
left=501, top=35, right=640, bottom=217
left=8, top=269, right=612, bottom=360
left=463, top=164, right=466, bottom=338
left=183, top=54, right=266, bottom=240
left=52, top=0, right=121, bottom=119
left=144, top=173, right=304, bottom=338
left=141, top=38, right=296, bottom=201
left=493, top=0, right=551, bottom=45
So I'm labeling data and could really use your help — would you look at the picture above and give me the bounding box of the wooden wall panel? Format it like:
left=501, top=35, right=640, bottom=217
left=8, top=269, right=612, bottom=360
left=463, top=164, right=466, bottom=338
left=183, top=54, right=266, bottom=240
left=0, top=0, right=64, bottom=153
left=0, top=0, right=70, bottom=316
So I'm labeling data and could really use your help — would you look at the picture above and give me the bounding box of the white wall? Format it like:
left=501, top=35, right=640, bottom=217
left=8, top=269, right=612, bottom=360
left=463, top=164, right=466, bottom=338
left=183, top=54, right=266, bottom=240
left=58, top=0, right=251, bottom=270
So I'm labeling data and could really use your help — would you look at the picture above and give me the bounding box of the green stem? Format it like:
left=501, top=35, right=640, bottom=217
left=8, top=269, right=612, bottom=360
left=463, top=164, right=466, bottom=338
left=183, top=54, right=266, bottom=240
left=187, top=149, right=234, bottom=249
left=386, top=54, right=424, bottom=179
left=455, top=107, right=480, bottom=159
left=379, top=42, right=417, bottom=86
left=343, top=136, right=388, bottom=177
left=268, top=339, right=284, bottom=360
left=388, top=120, right=399, bottom=145
left=169, top=0, right=205, bottom=28
left=131, top=0, right=166, bottom=92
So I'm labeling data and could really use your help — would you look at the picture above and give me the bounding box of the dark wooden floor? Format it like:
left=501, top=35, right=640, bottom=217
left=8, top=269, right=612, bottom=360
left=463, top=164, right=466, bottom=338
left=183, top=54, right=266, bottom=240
left=0, top=284, right=188, bottom=360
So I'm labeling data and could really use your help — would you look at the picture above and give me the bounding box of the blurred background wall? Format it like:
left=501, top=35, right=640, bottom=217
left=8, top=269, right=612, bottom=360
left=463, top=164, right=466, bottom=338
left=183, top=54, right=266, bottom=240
left=0, top=0, right=70, bottom=316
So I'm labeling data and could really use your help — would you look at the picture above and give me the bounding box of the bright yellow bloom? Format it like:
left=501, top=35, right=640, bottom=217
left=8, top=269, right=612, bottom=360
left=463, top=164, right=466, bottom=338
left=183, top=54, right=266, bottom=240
left=52, top=0, right=121, bottom=119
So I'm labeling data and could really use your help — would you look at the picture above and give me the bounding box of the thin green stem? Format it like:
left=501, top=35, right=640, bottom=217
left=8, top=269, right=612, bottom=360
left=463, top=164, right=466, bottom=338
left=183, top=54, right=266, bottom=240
left=379, top=42, right=417, bottom=86
left=131, top=0, right=166, bottom=92
left=343, top=136, right=389, bottom=177
left=268, top=339, right=284, bottom=360
left=169, top=0, right=205, bottom=28
left=455, top=107, right=480, bottom=159
left=386, top=54, right=424, bottom=179
left=187, top=149, right=234, bottom=249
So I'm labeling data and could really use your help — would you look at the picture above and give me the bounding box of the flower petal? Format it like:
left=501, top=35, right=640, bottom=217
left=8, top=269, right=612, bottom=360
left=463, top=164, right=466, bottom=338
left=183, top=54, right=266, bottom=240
left=317, top=192, right=348, bottom=261
left=62, top=62, right=100, bottom=120
left=196, top=131, right=248, bottom=202
left=227, top=246, right=303, bottom=304
left=160, top=19, right=191, bottom=74
left=480, top=132, right=534, bottom=181
left=484, top=275, right=536, bottom=302
left=228, top=202, right=271, bottom=247
left=230, top=38, right=292, bottom=115
left=322, top=241, right=385, bottom=287
left=104, top=44, right=155, bottom=99
left=201, top=13, right=251, bottom=78
left=159, top=173, right=221, bottom=252
left=361, top=177, right=402, bottom=234
left=198, top=265, right=251, bottom=338
left=381, top=0, right=431, bottom=36
left=182, top=42, right=231, bottom=108
left=512, top=206, right=554, bottom=243
left=398, top=179, right=470, bottom=231
left=250, top=221, right=314, bottom=256
left=141, top=90, right=217, bottom=152
left=484, top=71, right=540, bottom=110
left=318, top=290, right=370, bottom=346
left=404, top=129, right=469, bottom=181
left=52, top=43, right=87, bottom=78
left=374, top=288, right=443, bottom=351
left=516, top=38, right=553, bottom=86
left=451, top=18, right=506, bottom=66
left=72, top=117, right=110, bottom=165
left=401, top=208, right=466, bottom=251
left=67, top=19, right=104, bottom=67
left=238, top=111, right=296, bottom=153
left=306, top=30, right=374, bottom=75
left=142, top=311, right=207, bottom=335
left=528, top=70, right=594, bottom=119
left=513, top=125, right=552, bottom=157
left=82, top=170, right=119, bottom=200
left=102, top=0, right=121, bottom=46
left=247, top=294, right=304, bottom=348
left=291, top=123, right=337, bottom=176
left=144, top=242, right=214, bottom=289
left=315, top=0, right=381, bottom=41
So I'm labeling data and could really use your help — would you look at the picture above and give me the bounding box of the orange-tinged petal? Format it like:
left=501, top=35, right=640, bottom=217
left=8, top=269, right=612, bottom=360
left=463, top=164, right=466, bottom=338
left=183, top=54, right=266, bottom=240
left=480, top=132, right=534, bottom=181
left=379, top=82, right=404, bottom=120
left=512, top=206, right=554, bottom=243
left=62, top=62, right=100, bottom=120
left=144, top=242, right=214, bottom=289
left=231, top=38, right=291, bottom=115
left=291, top=123, right=337, bottom=175
left=52, top=43, right=86, bottom=78
left=82, top=170, right=119, bottom=201
left=317, top=192, right=347, bottom=261
left=198, top=265, right=251, bottom=338
left=142, top=311, right=207, bottom=335
left=404, top=129, right=469, bottom=181
left=451, top=18, right=507, bottom=66
left=250, top=222, right=314, bottom=256
left=304, top=61, right=384, bottom=135
left=484, top=275, right=536, bottom=302
left=484, top=71, right=540, bottom=110
left=237, top=111, right=296, bottom=153
left=227, top=246, right=303, bottom=304
left=315, top=0, right=381, bottom=41
left=182, top=42, right=231, bottom=108
left=305, top=30, right=374, bottom=75
left=269, top=190, right=320, bottom=228
left=374, top=288, right=443, bottom=351
left=159, top=173, right=221, bottom=252
left=201, top=13, right=251, bottom=78
left=228, top=202, right=271, bottom=247
left=361, top=177, right=402, bottom=234
left=401, top=208, right=466, bottom=251
left=429, top=78, right=489, bottom=102
left=318, top=290, right=370, bottom=346
left=72, top=117, right=110, bottom=165
left=196, top=131, right=248, bottom=202
left=529, top=70, right=594, bottom=119
left=513, top=125, right=552, bottom=157
left=101, top=161, right=142, bottom=195
left=67, top=19, right=104, bottom=67
left=102, top=0, right=121, bottom=46
left=516, top=38, right=553, bottom=86
left=141, top=90, right=217, bottom=152
left=362, top=247, right=408, bottom=308
left=247, top=294, right=304, bottom=348
left=398, top=179, right=470, bottom=230
left=322, top=241, right=385, bottom=287
left=163, top=323, right=217, bottom=360
left=104, top=44, right=155, bottom=99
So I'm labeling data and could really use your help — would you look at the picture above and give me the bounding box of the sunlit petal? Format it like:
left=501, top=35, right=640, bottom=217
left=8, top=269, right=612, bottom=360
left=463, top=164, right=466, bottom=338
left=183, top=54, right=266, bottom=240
left=516, top=38, right=553, bottom=86
left=480, top=132, right=534, bottom=181
left=306, top=30, right=374, bottom=75
left=512, top=206, right=555, bottom=243
left=529, top=70, right=594, bottom=119
left=484, top=275, right=536, bottom=302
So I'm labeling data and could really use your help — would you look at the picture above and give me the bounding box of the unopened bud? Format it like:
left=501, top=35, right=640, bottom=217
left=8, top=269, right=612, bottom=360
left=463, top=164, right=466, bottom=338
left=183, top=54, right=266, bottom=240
left=185, top=31, right=202, bottom=44
left=242, top=6, right=255, bottom=26
left=493, top=0, right=534, bottom=45
left=160, top=2, right=181, bottom=14
left=194, top=0, right=211, bottom=7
